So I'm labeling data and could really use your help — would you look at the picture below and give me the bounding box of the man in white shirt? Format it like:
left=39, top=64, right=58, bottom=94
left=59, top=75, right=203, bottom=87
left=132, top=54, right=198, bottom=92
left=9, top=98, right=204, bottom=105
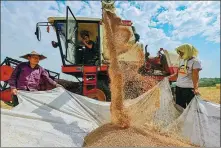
left=169, top=44, right=202, bottom=109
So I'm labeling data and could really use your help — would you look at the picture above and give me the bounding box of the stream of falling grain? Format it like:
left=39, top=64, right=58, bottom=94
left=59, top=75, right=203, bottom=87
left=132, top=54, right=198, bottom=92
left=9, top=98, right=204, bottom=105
left=102, top=10, right=131, bottom=128
left=102, top=7, right=158, bottom=128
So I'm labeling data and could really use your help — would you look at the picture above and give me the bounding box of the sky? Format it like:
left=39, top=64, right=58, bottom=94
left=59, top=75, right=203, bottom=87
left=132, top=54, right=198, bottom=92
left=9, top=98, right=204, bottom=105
left=1, top=1, right=220, bottom=79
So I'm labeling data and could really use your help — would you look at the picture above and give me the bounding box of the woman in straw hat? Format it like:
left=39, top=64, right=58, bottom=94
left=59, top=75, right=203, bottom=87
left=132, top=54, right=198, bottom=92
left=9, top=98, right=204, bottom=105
left=169, top=44, right=202, bottom=109
left=8, top=51, right=61, bottom=106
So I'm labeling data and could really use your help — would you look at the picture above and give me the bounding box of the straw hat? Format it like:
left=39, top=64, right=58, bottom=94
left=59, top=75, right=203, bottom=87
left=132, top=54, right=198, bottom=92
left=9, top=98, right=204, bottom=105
left=20, top=51, right=47, bottom=60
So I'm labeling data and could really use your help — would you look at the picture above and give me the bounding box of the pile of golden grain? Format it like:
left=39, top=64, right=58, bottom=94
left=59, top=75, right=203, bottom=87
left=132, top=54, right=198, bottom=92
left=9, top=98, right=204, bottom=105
left=83, top=123, right=193, bottom=147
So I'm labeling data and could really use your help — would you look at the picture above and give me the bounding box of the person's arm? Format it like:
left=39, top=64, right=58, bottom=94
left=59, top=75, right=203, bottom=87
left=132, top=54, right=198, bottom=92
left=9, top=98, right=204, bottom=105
left=168, top=68, right=179, bottom=80
left=169, top=72, right=178, bottom=80
left=192, top=60, right=202, bottom=95
left=192, top=69, right=200, bottom=95
left=8, top=64, right=21, bottom=95
left=41, top=68, right=60, bottom=87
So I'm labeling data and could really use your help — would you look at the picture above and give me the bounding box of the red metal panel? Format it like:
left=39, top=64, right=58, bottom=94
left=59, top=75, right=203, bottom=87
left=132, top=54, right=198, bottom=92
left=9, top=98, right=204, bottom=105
left=168, top=67, right=178, bottom=74
left=0, top=89, right=12, bottom=102
left=100, top=65, right=108, bottom=71
left=83, top=66, right=97, bottom=96
left=0, top=65, right=14, bottom=81
left=83, top=66, right=97, bottom=73
left=168, top=67, right=178, bottom=82
left=169, top=76, right=177, bottom=82
left=62, top=66, right=82, bottom=73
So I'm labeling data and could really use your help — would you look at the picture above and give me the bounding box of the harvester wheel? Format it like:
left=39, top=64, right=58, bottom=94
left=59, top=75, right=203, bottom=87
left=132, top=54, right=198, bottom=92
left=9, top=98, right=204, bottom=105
left=97, top=80, right=111, bottom=102
left=88, top=80, right=111, bottom=102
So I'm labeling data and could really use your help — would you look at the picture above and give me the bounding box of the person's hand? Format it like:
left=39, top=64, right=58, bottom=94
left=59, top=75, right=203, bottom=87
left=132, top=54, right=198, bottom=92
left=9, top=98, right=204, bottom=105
left=167, top=74, right=173, bottom=79
left=167, top=73, right=177, bottom=81
left=193, top=88, right=200, bottom=95
left=11, top=88, right=18, bottom=95
left=82, top=40, right=86, bottom=45
left=56, top=84, right=63, bottom=88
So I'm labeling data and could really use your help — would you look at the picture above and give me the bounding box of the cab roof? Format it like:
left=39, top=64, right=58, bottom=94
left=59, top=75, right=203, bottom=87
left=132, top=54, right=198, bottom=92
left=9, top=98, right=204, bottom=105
left=48, top=17, right=101, bottom=24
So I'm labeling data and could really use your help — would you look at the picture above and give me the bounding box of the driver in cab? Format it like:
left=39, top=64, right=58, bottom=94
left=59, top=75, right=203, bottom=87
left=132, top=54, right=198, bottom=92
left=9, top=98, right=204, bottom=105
left=80, top=30, right=94, bottom=49
left=79, top=30, right=96, bottom=65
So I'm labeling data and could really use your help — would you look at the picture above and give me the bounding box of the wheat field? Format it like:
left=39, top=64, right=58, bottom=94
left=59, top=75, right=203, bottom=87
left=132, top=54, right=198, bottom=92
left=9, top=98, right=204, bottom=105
left=199, top=87, right=220, bottom=104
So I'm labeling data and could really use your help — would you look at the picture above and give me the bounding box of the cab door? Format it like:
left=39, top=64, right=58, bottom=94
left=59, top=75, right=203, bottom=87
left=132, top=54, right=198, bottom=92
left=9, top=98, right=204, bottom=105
left=65, top=6, right=78, bottom=65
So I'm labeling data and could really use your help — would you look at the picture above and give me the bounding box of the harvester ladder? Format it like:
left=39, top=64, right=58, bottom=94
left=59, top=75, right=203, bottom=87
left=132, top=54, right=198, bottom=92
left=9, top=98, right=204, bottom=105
left=83, top=66, right=97, bottom=96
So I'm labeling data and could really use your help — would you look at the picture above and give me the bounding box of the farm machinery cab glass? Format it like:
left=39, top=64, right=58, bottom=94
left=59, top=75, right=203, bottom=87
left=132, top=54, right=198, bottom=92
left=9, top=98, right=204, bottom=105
left=65, top=6, right=77, bottom=65
left=35, top=6, right=100, bottom=67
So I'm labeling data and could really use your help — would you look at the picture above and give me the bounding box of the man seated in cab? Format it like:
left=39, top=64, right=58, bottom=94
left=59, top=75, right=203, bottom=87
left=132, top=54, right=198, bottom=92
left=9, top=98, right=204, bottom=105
left=79, top=30, right=97, bottom=65
left=8, top=51, right=61, bottom=106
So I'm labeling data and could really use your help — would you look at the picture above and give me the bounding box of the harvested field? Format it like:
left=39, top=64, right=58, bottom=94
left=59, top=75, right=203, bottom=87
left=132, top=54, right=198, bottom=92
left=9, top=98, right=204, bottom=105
left=199, top=87, right=220, bottom=104
left=216, top=84, right=220, bottom=89
left=83, top=123, right=193, bottom=147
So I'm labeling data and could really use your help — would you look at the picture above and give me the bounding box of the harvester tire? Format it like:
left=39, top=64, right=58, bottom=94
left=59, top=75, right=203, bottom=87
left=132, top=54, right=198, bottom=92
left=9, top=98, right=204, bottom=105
left=97, top=80, right=111, bottom=102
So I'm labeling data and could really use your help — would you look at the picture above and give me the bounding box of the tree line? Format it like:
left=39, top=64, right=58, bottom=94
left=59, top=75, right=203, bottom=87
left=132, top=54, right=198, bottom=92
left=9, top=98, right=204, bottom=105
left=199, top=78, right=220, bottom=87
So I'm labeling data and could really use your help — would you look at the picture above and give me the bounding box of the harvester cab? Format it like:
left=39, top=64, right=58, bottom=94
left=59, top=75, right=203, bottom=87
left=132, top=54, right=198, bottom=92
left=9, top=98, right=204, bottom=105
left=35, top=7, right=98, bottom=67
left=35, top=7, right=139, bottom=67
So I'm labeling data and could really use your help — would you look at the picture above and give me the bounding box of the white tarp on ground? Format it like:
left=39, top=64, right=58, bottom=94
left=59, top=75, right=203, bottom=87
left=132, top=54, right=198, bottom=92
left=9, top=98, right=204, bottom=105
left=1, top=78, right=220, bottom=147
left=1, top=88, right=111, bottom=147
left=170, top=96, right=220, bottom=147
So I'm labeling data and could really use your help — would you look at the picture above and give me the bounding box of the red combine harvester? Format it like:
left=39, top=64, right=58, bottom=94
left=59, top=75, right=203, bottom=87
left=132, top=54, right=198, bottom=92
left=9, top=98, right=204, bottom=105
left=138, top=45, right=179, bottom=82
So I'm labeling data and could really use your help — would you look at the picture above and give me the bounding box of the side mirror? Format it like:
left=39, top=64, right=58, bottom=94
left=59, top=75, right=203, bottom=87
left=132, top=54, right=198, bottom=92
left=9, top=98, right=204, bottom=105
left=134, top=33, right=140, bottom=43
left=145, top=45, right=148, bottom=53
left=51, top=41, right=58, bottom=48
left=47, top=26, right=50, bottom=33
left=35, top=26, right=41, bottom=41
